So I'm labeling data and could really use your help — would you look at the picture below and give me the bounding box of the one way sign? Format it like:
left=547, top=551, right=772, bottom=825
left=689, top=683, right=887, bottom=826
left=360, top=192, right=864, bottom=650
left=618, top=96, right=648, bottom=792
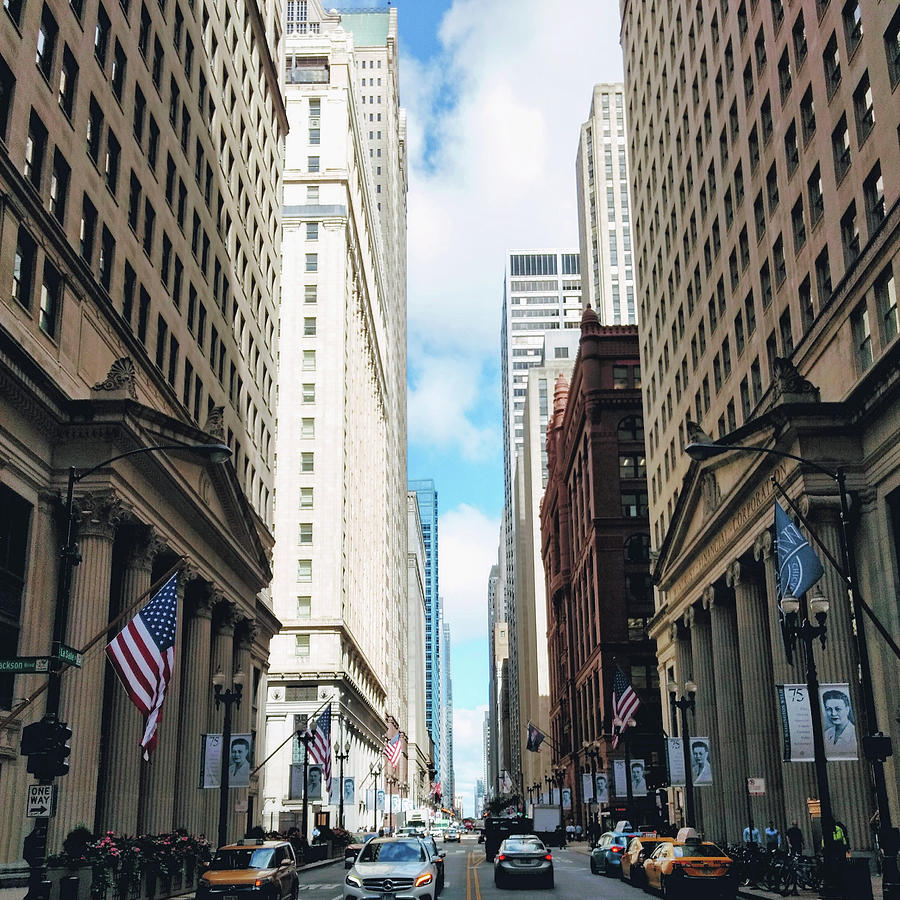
left=27, top=784, right=56, bottom=818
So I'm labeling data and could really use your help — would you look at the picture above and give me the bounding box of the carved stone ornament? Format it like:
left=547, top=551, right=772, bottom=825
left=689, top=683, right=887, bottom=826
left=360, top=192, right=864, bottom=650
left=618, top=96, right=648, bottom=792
left=92, top=357, right=138, bottom=400
left=203, top=406, right=226, bottom=441
left=700, top=471, right=722, bottom=515
left=771, top=357, right=820, bottom=403
left=686, top=420, right=715, bottom=446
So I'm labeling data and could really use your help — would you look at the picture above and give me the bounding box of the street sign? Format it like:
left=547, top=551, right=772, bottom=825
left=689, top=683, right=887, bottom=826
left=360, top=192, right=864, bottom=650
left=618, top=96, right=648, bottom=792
left=53, top=643, right=83, bottom=667
left=747, top=777, right=766, bottom=796
left=0, top=657, right=50, bottom=674
left=26, top=784, right=57, bottom=818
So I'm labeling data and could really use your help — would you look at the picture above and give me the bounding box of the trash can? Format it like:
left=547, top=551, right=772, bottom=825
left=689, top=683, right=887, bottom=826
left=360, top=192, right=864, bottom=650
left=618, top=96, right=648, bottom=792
left=59, top=875, right=80, bottom=900
left=841, top=858, right=873, bottom=900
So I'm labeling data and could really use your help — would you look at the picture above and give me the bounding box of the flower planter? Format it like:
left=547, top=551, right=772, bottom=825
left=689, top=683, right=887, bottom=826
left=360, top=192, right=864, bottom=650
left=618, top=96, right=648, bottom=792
left=48, top=865, right=93, bottom=900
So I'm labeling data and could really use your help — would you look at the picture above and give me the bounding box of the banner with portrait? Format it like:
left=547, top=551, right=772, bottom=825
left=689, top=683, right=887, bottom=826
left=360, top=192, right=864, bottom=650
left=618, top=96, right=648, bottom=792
left=199, top=733, right=253, bottom=788
left=376, top=788, right=385, bottom=811
left=307, top=764, right=323, bottom=800
left=613, top=759, right=627, bottom=798
left=581, top=774, right=593, bottom=802
left=594, top=771, right=609, bottom=804
left=561, top=787, right=572, bottom=810
left=778, top=683, right=858, bottom=761
left=343, top=777, right=355, bottom=806
left=689, top=737, right=713, bottom=784
left=666, top=738, right=686, bottom=787
left=629, top=758, right=648, bottom=797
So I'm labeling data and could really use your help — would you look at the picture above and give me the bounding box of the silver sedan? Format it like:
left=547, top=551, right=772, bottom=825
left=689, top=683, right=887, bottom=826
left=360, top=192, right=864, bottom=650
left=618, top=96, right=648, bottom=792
left=343, top=838, right=440, bottom=900
left=493, top=835, right=554, bottom=889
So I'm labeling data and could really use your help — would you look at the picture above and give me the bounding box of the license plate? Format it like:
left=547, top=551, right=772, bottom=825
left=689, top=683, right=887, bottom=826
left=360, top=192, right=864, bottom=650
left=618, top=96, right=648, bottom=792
left=225, top=894, right=238, bottom=900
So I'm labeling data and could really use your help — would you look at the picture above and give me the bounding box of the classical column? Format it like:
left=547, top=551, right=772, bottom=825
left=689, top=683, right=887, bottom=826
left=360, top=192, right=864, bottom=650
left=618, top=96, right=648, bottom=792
left=208, top=599, right=238, bottom=840
left=689, top=599, right=727, bottom=844
left=755, top=531, right=818, bottom=842
left=705, top=583, right=749, bottom=844
left=52, top=492, right=122, bottom=845
left=727, top=559, right=786, bottom=831
left=802, top=498, right=873, bottom=850
left=100, top=529, right=161, bottom=833
left=173, top=582, right=214, bottom=834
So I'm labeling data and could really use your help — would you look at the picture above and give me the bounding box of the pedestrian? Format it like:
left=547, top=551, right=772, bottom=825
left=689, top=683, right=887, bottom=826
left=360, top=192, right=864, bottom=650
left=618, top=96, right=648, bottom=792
left=831, top=819, right=850, bottom=859
left=786, top=820, right=804, bottom=855
left=575, top=823, right=583, bottom=841
left=743, top=823, right=761, bottom=846
left=765, top=820, right=781, bottom=851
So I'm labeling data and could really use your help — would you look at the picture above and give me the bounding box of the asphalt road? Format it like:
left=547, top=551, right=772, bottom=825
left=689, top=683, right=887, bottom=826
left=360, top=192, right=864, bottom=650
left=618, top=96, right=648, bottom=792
left=296, top=837, right=644, bottom=900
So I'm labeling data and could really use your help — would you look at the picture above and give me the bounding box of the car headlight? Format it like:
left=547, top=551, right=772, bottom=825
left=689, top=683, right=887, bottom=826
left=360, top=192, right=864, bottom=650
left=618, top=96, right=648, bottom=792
left=345, top=873, right=362, bottom=887
left=414, top=873, right=433, bottom=887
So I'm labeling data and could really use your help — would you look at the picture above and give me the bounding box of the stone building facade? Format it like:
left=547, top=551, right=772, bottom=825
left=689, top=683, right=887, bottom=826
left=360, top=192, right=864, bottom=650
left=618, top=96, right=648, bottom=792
left=0, top=0, right=285, bottom=870
left=620, top=0, right=900, bottom=848
left=541, top=309, right=661, bottom=826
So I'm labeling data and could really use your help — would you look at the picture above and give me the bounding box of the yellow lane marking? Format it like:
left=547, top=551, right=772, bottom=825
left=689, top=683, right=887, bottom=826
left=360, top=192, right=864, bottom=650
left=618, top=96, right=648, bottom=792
left=466, top=850, right=483, bottom=900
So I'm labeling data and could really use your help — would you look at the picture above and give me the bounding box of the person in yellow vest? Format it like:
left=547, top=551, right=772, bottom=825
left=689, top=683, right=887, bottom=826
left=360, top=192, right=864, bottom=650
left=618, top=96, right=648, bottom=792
left=830, top=820, right=850, bottom=859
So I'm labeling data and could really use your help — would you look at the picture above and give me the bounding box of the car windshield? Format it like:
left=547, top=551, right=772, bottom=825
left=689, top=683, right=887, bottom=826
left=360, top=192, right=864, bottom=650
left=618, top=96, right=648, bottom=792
left=674, top=844, right=726, bottom=858
left=504, top=840, right=545, bottom=853
left=359, top=841, right=426, bottom=863
left=638, top=840, right=662, bottom=853
left=210, top=849, right=276, bottom=870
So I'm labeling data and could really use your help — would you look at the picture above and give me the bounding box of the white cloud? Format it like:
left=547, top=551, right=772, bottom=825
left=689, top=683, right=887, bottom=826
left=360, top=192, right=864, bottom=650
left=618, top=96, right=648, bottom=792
left=438, top=504, right=499, bottom=642
left=401, top=0, right=625, bottom=449
left=407, top=355, right=496, bottom=460
left=452, top=704, right=488, bottom=817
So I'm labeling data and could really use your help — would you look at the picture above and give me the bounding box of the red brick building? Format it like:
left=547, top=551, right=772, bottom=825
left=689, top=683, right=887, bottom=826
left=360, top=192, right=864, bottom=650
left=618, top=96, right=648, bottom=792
left=541, top=307, right=662, bottom=826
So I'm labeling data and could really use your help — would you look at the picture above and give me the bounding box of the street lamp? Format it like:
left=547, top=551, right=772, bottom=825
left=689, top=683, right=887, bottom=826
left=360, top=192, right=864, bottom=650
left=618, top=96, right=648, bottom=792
left=584, top=742, right=601, bottom=819
left=21, top=440, right=230, bottom=900
left=335, top=734, right=351, bottom=829
left=553, top=766, right=566, bottom=843
left=297, top=717, right=318, bottom=844
left=213, top=670, right=245, bottom=849
left=386, top=774, right=399, bottom=834
left=686, top=435, right=899, bottom=897
left=371, top=762, right=384, bottom=831
left=668, top=680, right=697, bottom=829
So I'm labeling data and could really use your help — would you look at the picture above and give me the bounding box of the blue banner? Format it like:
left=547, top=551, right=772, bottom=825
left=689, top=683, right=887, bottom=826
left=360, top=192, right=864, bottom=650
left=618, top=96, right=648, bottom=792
left=774, top=501, right=824, bottom=599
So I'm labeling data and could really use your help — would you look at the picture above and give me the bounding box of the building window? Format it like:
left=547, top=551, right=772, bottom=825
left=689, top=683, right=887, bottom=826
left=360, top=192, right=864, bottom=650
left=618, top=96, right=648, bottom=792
left=301, top=452, right=314, bottom=473
left=36, top=4, right=59, bottom=80
left=302, top=383, right=315, bottom=404
left=98, top=226, right=115, bottom=290
left=111, top=39, right=126, bottom=100
left=617, top=416, right=644, bottom=441
left=841, top=202, right=860, bottom=266
left=613, top=365, right=629, bottom=389
left=94, top=3, right=110, bottom=67
left=851, top=303, right=872, bottom=371
left=300, top=487, right=314, bottom=508
left=807, top=165, right=824, bottom=225
left=779, top=308, right=794, bottom=356
left=863, top=162, right=885, bottom=233
left=297, top=559, right=312, bottom=582
left=297, top=596, right=311, bottom=619
left=778, top=50, right=792, bottom=101
left=619, top=454, right=646, bottom=479
left=793, top=11, right=808, bottom=66
left=303, top=317, right=316, bottom=336
left=304, top=284, right=317, bottom=304
left=305, top=253, right=318, bottom=272
left=842, top=0, right=862, bottom=56
left=80, top=194, right=97, bottom=263
left=0, top=53, right=14, bottom=142
left=38, top=261, right=62, bottom=337
left=302, top=350, right=315, bottom=371
left=12, top=227, right=37, bottom=309
left=87, top=95, right=103, bottom=163
left=299, top=523, right=312, bottom=545
left=301, top=418, right=314, bottom=439
left=58, top=46, right=78, bottom=119
left=308, top=156, right=320, bottom=173
left=621, top=491, right=649, bottom=518
left=295, top=634, right=310, bottom=657
left=876, top=264, right=898, bottom=345
left=886, top=9, right=900, bottom=88
left=831, top=115, right=851, bottom=181
left=853, top=70, right=874, bottom=143
left=823, top=32, right=841, bottom=96
left=49, top=149, right=70, bottom=225
left=306, top=221, right=318, bottom=241
left=800, top=86, right=816, bottom=144
left=815, top=248, right=833, bottom=305
left=24, top=111, right=48, bottom=191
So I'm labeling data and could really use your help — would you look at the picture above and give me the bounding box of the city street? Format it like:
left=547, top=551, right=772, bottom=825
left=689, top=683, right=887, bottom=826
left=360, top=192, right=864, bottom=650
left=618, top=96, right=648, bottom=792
left=290, top=838, right=639, bottom=900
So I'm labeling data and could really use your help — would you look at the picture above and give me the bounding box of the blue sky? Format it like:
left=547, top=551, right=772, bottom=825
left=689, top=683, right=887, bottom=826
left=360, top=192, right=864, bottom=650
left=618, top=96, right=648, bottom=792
left=344, top=0, right=625, bottom=816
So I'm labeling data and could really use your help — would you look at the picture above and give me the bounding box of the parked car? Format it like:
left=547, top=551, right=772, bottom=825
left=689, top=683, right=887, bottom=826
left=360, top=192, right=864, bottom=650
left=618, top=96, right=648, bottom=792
left=197, top=840, right=298, bottom=900
left=443, top=828, right=460, bottom=843
left=493, top=835, right=553, bottom=889
left=643, top=836, right=737, bottom=898
left=343, top=838, right=440, bottom=900
left=620, top=835, right=675, bottom=886
left=344, top=832, right=377, bottom=869
left=418, top=834, right=446, bottom=893
left=589, top=828, right=641, bottom=875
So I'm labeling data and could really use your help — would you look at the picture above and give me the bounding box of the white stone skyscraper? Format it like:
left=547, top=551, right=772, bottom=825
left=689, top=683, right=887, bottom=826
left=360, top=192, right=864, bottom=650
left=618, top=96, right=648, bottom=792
left=575, top=83, right=638, bottom=325
left=265, top=0, right=407, bottom=835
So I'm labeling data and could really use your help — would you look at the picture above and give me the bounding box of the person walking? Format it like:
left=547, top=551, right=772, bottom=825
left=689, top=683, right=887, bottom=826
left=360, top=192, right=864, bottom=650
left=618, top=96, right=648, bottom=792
left=743, top=824, right=761, bottom=846
left=786, top=821, right=804, bottom=855
left=765, top=821, right=781, bottom=852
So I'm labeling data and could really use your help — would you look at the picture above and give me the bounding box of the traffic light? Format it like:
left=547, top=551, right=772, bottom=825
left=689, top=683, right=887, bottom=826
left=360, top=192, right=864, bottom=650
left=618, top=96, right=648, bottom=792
left=22, top=825, right=47, bottom=867
left=21, top=718, right=72, bottom=779
left=20, top=720, right=55, bottom=758
left=47, top=721, right=72, bottom=777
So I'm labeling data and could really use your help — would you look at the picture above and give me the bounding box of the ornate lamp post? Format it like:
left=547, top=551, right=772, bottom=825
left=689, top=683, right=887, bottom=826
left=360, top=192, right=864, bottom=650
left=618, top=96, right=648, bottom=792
left=544, top=774, right=553, bottom=805
left=668, top=680, right=697, bottom=829
left=386, top=774, right=399, bottom=834
left=371, top=762, right=383, bottom=831
left=213, top=671, right=245, bottom=848
left=20, top=441, right=230, bottom=900
left=687, top=435, right=900, bottom=898
left=584, top=741, right=601, bottom=823
left=297, top=717, right=318, bottom=842
left=335, top=734, right=351, bottom=829
left=553, top=766, right=567, bottom=842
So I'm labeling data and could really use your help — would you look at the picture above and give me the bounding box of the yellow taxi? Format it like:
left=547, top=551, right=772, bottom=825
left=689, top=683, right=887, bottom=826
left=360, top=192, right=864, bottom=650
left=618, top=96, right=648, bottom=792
left=620, top=834, right=675, bottom=887
left=197, top=840, right=299, bottom=900
left=643, top=830, right=736, bottom=898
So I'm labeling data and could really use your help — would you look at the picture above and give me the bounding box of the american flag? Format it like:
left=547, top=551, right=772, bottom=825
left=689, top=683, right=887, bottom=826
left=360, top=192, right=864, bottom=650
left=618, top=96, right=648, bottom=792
left=106, top=573, right=179, bottom=760
left=611, top=666, right=641, bottom=750
left=308, top=705, right=332, bottom=795
left=383, top=732, right=402, bottom=767
left=431, top=779, right=441, bottom=797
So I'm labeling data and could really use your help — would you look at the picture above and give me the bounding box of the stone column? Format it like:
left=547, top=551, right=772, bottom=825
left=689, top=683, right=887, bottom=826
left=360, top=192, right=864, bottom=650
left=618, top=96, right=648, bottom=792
left=802, top=499, right=873, bottom=850
left=52, top=492, right=122, bottom=846
left=141, top=570, right=185, bottom=834
left=755, top=531, right=818, bottom=843
left=100, top=529, right=161, bottom=833
left=727, top=559, right=786, bottom=831
left=706, top=583, right=749, bottom=844
left=689, top=599, right=727, bottom=844
left=173, top=583, right=214, bottom=834
left=207, top=599, right=238, bottom=840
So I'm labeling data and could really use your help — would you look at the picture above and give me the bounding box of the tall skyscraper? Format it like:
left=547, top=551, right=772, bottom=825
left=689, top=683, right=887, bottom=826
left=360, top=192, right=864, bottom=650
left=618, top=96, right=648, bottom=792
left=440, top=620, right=454, bottom=805
left=408, top=478, right=441, bottom=776
left=622, top=0, right=899, bottom=849
left=575, top=83, right=639, bottom=325
left=266, top=0, right=407, bottom=835
left=0, top=0, right=284, bottom=856
left=485, top=561, right=501, bottom=797
left=499, top=250, right=581, bottom=791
